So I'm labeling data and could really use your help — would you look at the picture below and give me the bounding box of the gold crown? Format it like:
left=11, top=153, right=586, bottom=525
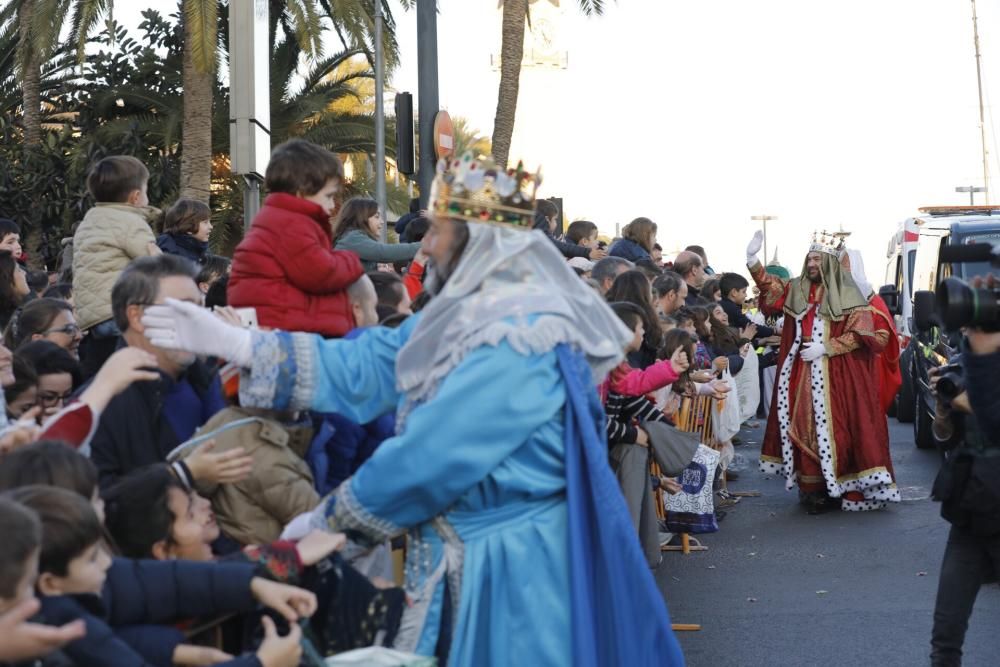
left=809, top=230, right=846, bottom=257
left=429, top=152, right=542, bottom=229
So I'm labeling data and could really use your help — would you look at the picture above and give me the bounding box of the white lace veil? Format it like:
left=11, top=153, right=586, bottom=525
left=395, top=223, right=633, bottom=403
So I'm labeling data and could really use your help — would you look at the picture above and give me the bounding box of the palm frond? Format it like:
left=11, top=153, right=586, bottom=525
left=69, top=0, right=112, bottom=62
left=284, top=0, right=325, bottom=58
left=183, top=0, right=218, bottom=74
left=30, top=0, right=71, bottom=59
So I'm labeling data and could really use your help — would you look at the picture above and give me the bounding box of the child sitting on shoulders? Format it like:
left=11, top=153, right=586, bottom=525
left=73, top=156, right=162, bottom=378
left=228, top=139, right=365, bottom=338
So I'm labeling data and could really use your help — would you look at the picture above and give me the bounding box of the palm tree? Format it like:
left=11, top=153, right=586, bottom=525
left=67, top=0, right=333, bottom=203
left=2, top=0, right=67, bottom=146
left=451, top=116, right=491, bottom=160
left=492, top=0, right=606, bottom=168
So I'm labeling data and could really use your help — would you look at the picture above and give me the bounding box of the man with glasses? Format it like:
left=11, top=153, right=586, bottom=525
left=87, top=255, right=227, bottom=491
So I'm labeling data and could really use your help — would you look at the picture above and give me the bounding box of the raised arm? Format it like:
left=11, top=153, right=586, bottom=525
left=748, top=261, right=788, bottom=317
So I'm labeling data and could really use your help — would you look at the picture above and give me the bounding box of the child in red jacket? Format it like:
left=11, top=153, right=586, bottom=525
left=228, top=140, right=364, bottom=337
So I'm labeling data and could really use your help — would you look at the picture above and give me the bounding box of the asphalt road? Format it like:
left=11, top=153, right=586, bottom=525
left=657, top=416, right=1000, bottom=667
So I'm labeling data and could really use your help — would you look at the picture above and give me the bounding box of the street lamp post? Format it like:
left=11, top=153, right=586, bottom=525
left=374, top=1, right=387, bottom=241
left=416, top=0, right=439, bottom=208
left=229, top=0, right=271, bottom=232
left=956, top=185, right=987, bottom=206
left=751, top=215, right=778, bottom=265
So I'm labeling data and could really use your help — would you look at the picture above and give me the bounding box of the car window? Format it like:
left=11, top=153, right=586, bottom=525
left=951, top=231, right=1000, bottom=280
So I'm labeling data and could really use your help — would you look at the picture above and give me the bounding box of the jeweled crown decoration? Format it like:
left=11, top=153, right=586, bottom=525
left=430, top=152, right=542, bottom=229
left=809, top=230, right=845, bottom=257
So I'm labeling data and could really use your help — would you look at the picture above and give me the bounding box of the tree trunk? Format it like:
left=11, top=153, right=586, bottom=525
left=492, top=0, right=527, bottom=169
left=179, top=12, right=214, bottom=204
left=18, top=0, right=42, bottom=147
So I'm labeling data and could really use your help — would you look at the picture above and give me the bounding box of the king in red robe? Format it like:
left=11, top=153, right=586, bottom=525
left=748, top=234, right=900, bottom=513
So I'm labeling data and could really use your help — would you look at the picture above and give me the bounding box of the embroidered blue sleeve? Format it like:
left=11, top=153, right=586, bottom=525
left=239, top=319, right=417, bottom=422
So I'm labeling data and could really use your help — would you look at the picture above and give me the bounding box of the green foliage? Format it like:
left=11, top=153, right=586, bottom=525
left=0, top=8, right=405, bottom=266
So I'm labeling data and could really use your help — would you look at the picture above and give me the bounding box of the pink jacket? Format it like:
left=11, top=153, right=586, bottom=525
left=599, top=359, right=681, bottom=404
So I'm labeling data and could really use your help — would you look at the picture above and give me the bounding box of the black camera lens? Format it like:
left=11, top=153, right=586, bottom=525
left=937, top=372, right=965, bottom=401
left=935, top=277, right=1000, bottom=331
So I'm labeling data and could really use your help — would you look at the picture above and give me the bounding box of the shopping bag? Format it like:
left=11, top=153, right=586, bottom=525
left=735, top=346, right=760, bottom=423
left=664, top=444, right=720, bottom=534
left=711, top=369, right=741, bottom=442
left=642, top=420, right=700, bottom=477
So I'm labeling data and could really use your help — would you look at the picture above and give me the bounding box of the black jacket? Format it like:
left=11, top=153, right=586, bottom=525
left=39, top=558, right=262, bottom=667
left=719, top=297, right=775, bottom=340
left=155, top=233, right=208, bottom=265
left=86, top=357, right=223, bottom=491
left=532, top=214, right=590, bottom=259
left=964, top=342, right=1000, bottom=439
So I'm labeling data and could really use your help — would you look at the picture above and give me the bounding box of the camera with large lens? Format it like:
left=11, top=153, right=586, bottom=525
left=935, top=242, right=1000, bottom=332
left=935, top=360, right=965, bottom=402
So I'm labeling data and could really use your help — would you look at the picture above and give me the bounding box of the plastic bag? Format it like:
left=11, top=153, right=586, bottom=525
left=735, top=347, right=760, bottom=423
left=325, top=647, right=437, bottom=666
left=664, top=444, right=720, bottom=534
left=711, top=369, right=741, bottom=442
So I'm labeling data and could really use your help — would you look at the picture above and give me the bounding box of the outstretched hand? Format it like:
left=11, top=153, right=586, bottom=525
left=185, top=440, right=254, bottom=486
left=250, top=577, right=317, bottom=622
left=669, top=346, right=690, bottom=374
left=0, top=598, right=86, bottom=661
left=142, top=299, right=253, bottom=367
left=746, top=230, right=764, bottom=264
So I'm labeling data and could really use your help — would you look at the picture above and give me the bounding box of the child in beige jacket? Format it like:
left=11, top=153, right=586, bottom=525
left=73, top=156, right=161, bottom=377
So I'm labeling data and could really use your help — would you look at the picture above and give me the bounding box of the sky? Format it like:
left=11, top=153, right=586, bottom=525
left=114, top=1, right=1000, bottom=284
left=384, top=0, right=1000, bottom=282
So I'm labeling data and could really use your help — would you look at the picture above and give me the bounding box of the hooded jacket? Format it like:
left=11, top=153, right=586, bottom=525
left=228, top=193, right=364, bottom=337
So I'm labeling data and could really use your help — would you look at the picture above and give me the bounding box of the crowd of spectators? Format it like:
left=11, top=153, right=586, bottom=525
left=0, top=138, right=785, bottom=665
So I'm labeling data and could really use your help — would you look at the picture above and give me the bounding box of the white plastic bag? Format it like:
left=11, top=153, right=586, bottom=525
left=325, top=647, right=436, bottom=666
left=711, top=369, right=742, bottom=442
left=735, top=347, right=760, bottom=423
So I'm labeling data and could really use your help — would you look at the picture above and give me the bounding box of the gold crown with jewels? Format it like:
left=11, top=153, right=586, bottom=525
left=809, top=230, right=847, bottom=257
left=429, top=152, right=542, bottom=229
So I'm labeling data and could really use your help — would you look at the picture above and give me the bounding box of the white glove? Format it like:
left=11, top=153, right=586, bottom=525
left=281, top=511, right=319, bottom=541
left=800, top=341, right=826, bottom=362
left=141, top=298, right=253, bottom=367
left=746, top=230, right=764, bottom=265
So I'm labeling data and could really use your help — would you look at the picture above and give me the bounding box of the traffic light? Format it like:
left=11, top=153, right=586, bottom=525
left=395, top=92, right=415, bottom=175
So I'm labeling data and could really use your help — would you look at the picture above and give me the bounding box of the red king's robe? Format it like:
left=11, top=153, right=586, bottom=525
left=870, top=295, right=902, bottom=414
left=751, top=262, right=901, bottom=511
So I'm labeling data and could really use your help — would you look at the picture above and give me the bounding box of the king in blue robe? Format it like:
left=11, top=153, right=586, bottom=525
left=143, top=155, right=685, bottom=666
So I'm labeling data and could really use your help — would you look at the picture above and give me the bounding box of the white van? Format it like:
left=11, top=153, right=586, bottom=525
left=882, top=206, right=1000, bottom=425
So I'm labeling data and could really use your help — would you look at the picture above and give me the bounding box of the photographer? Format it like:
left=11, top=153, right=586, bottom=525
left=929, top=326, right=1000, bottom=667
